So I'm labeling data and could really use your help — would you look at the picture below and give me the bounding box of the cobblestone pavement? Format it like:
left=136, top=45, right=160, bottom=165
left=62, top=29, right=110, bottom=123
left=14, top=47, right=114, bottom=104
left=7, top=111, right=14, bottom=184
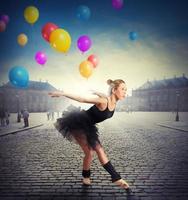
left=0, top=113, right=188, bottom=200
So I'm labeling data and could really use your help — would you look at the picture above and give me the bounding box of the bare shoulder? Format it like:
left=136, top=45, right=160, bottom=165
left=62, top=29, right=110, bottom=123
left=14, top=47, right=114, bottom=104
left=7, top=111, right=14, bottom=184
left=84, top=96, right=107, bottom=105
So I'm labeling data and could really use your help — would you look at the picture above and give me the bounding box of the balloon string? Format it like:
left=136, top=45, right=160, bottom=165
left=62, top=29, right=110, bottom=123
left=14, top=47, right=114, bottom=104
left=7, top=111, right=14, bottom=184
left=30, top=24, right=40, bottom=67
left=30, top=24, right=35, bottom=52
left=31, top=23, right=40, bottom=51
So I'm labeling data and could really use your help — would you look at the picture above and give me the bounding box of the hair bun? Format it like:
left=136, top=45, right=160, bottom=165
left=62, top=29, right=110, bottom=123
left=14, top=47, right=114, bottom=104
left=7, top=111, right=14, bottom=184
left=107, top=79, right=113, bottom=85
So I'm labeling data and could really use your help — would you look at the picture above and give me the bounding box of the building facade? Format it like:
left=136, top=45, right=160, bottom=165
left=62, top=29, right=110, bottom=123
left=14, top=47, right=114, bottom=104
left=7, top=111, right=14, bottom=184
left=127, top=75, right=188, bottom=111
left=0, top=81, right=68, bottom=113
left=117, top=75, right=188, bottom=112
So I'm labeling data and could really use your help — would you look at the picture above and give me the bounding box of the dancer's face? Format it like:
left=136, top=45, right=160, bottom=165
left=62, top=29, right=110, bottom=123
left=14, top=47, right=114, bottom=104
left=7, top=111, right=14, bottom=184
left=114, top=83, right=127, bottom=100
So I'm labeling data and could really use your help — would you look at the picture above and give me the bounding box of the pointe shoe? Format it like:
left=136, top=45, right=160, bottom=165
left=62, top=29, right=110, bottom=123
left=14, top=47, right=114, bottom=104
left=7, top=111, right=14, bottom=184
left=114, top=179, right=131, bottom=191
left=82, top=178, right=91, bottom=185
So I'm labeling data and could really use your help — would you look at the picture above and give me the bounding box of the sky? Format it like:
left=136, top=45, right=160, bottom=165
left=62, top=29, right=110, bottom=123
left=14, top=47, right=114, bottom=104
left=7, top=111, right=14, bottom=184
left=0, top=0, right=188, bottom=96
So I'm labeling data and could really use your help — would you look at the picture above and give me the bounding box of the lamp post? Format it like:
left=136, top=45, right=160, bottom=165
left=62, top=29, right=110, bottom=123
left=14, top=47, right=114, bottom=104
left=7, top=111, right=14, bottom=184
left=16, top=95, right=21, bottom=122
left=175, top=91, right=180, bottom=122
left=0, top=91, right=3, bottom=109
left=0, top=89, right=5, bottom=109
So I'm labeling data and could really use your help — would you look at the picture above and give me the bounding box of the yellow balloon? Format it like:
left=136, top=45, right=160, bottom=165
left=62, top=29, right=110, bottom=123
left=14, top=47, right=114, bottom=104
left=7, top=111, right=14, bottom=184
left=79, top=60, right=93, bottom=78
left=49, top=28, right=71, bottom=53
left=17, top=33, right=28, bottom=46
left=24, top=6, right=39, bottom=24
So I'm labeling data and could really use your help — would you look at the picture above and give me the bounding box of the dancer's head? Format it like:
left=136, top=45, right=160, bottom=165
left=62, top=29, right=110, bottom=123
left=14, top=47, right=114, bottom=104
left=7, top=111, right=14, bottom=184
left=107, top=79, right=127, bottom=100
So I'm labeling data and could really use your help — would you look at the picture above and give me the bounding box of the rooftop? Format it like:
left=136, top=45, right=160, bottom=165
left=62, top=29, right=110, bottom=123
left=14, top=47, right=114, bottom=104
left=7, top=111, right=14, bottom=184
left=137, top=75, right=188, bottom=90
left=0, top=81, right=57, bottom=91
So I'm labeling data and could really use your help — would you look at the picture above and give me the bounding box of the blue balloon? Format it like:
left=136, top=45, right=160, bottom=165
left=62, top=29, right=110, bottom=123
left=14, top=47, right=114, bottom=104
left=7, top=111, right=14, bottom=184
left=76, top=5, right=91, bottom=21
left=9, top=66, right=29, bottom=88
left=129, top=31, right=138, bottom=41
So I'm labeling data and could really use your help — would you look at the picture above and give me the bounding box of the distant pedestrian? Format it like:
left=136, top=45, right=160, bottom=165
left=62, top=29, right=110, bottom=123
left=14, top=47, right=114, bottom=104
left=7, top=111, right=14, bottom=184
left=57, top=111, right=60, bottom=118
left=17, top=111, right=21, bottom=123
left=0, top=109, right=5, bottom=127
left=47, top=112, right=50, bottom=120
left=23, top=109, right=29, bottom=127
left=5, top=110, right=10, bottom=126
left=51, top=111, right=54, bottom=120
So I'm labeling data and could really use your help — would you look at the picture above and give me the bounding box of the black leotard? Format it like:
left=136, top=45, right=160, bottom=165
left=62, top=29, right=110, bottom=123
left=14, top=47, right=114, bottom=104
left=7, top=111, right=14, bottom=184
left=86, top=98, right=115, bottom=123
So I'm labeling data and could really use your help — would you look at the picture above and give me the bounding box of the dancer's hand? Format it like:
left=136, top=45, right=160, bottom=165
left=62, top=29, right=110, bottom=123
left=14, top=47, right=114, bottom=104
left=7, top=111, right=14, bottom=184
left=48, top=91, right=63, bottom=98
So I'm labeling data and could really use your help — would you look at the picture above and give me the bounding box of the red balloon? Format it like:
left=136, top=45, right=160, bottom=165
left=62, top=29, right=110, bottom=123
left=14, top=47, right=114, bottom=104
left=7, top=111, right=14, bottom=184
left=0, top=20, right=6, bottom=32
left=42, top=23, right=58, bottom=42
left=87, top=54, right=99, bottom=68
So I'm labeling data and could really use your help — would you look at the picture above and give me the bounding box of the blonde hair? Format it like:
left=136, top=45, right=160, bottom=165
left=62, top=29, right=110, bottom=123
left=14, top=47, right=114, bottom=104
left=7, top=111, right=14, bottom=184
left=107, top=79, right=125, bottom=95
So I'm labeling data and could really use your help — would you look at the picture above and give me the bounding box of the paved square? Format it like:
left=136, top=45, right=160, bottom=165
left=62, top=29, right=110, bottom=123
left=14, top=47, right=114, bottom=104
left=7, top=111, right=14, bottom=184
left=0, top=112, right=188, bottom=200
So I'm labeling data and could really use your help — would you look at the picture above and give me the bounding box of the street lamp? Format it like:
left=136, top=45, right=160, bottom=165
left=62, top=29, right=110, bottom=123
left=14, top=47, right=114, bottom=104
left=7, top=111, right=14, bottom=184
left=0, top=89, right=5, bottom=109
left=16, top=95, right=21, bottom=122
left=175, top=91, right=180, bottom=122
left=0, top=91, right=3, bottom=109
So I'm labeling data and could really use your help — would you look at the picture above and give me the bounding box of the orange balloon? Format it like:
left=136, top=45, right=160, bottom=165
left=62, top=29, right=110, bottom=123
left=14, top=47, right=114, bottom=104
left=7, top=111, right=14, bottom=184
left=17, top=33, right=28, bottom=46
left=79, top=60, right=93, bottom=78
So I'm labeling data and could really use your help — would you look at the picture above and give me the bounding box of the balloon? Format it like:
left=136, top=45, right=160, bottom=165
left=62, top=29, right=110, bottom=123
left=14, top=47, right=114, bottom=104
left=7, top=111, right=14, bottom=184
left=129, top=31, right=138, bottom=41
left=17, top=33, right=28, bottom=46
left=42, top=22, right=58, bottom=42
left=0, top=14, right=9, bottom=24
left=9, top=66, right=29, bottom=88
left=49, top=28, right=71, bottom=53
left=0, top=20, right=6, bottom=32
left=87, top=54, right=99, bottom=68
left=112, top=0, right=124, bottom=9
left=77, top=35, right=92, bottom=53
left=24, top=6, right=39, bottom=24
left=35, top=51, right=47, bottom=65
left=79, top=60, right=93, bottom=78
left=76, top=5, right=91, bottom=21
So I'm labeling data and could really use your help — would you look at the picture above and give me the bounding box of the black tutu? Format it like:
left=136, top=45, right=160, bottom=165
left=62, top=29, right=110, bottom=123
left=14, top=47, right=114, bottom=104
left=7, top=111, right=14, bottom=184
left=54, top=109, right=100, bottom=148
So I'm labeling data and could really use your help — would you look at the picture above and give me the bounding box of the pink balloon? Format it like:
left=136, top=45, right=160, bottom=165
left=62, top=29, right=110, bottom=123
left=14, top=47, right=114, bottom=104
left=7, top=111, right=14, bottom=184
left=35, top=51, right=47, bottom=65
left=87, top=54, right=99, bottom=68
left=0, top=20, right=6, bottom=32
left=77, top=35, right=92, bottom=53
left=1, top=14, right=9, bottom=24
left=112, top=0, right=124, bottom=9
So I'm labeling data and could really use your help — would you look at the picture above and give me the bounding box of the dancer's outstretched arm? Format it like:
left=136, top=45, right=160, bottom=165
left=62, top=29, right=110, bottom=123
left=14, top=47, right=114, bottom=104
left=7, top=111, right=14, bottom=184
left=91, top=91, right=107, bottom=98
left=48, top=91, right=107, bottom=105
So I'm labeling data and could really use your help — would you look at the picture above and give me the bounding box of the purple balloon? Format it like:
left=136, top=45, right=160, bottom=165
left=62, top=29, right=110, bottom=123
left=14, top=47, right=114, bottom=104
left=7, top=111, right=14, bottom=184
left=112, top=0, right=124, bottom=9
left=1, top=14, right=9, bottom=24
left=35, top=51, right=47, bottom=65
left=77, top=35, right=92, bottom=53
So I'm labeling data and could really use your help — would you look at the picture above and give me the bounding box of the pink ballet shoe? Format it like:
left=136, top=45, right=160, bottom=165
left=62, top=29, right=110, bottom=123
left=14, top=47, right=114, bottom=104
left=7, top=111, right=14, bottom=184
left=114, top=179, right=131, bottom=191
left=82, top=178, right=91, bottom=185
